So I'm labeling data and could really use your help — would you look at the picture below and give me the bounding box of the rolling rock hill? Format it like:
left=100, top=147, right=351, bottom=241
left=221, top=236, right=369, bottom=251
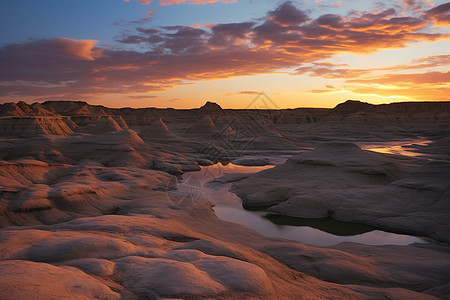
left=0, top=99, right=450, bottom=300
left=1, top=99, right=449, bottom=154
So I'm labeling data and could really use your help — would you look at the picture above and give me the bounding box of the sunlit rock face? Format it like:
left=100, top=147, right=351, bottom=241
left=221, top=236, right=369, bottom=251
left=0, top=100, right=449, bottom=300
left=0, top=117, right=74, bottom=137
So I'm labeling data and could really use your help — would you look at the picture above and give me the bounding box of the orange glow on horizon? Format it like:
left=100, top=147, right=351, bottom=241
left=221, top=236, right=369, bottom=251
left=1, top=1, right=449, bottom=109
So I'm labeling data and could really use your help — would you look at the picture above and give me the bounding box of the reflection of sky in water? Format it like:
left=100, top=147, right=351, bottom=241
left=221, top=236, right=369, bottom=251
left=185, top=162, right=427, bottom=247
left=199, top=163, right=274, bottom=184
left=215, top=206, right=424, bottom=247
left=358, top=139, right=431, bottom=157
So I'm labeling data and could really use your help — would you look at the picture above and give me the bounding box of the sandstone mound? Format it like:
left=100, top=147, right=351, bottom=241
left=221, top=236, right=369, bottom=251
left=230, top=143, right=450, bottom=241
left=199, top=101, right=224, bottom=115
left=120, top=109, right=156, bottom=127
left=63, top=258, right=115, bottom=277
left=17, top=102, right=56, bottom=116
left=0, top=102, right=55, bottom=117
left=0, top=117, right=73, bottom=137
left=0, top=129, right=154, bottom=167
left=62, top=117, right=78, bottom=130
left=233, top=118, right=296, bottom=150
left=187, top=116, right=219, bottom=135
left=208, top=115, right=297, bottom=152
left=0, top=102, right=27, bottom=116
left=0, top=159, right=66, bottom=188
left=231, top=143, right=401, bottom=204
left=213, top=116, right=237, bottom=135
left=116, top=256, right=228, bottom=297
left=113, top=116, right=128, bottom=129
left=165, top=249, right=270, bottom=293
left=0, top=158, right=172, bottom=227
left=62, top=129, right=153, bottom=167
left=291, top=142, right=398, bottom=172
left=77, top=116, right=124, bottom=134
left=139, top=118, right=178, bottom=139
left=0, top=260, right=120, bottom=300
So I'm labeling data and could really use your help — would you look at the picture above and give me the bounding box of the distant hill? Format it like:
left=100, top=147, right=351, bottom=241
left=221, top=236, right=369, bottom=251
left=332, top=100, right=375, bottom=114
left=332, top=100, right=450, bottom=114
left=2, top=99, right=450, bottom=117
left=199, top=101, right=224, bottom=115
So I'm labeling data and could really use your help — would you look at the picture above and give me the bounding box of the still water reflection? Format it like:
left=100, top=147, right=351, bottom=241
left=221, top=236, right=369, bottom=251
left=186, top=163, right=426, bottom=247
left=358, top=138, right=431, bottom=157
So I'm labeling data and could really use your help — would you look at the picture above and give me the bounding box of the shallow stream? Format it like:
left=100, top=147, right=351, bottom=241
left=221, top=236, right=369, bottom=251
left=172, top=162, right=426, bottom=247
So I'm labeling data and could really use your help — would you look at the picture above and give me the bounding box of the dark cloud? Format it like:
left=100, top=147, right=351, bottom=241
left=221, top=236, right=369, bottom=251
left=267, top=1, right=309, bottom=26
left=316, top=14, right=344, bottom=28
left=425, top=2, right=450, bottom=26
left=136, top=28, right=161, bottom=35
left=209, top=22, right=255, bottom=46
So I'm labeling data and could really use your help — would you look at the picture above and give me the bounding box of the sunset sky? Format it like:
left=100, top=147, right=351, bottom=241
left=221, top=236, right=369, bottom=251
left=0, top=0, right=449, bottom=109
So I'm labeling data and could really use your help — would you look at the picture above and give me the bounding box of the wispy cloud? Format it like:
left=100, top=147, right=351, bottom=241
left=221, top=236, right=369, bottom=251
left=122, top=0, right=153, bottom=5
left=295, top=55, right=450, bottom=79
left=122, top=0, right=237, bottom=5
left=127, top=95, right=158, bottom=99
left=226, top=91, right=262, bottom=96
left=159, top=0, right=237, bottom=5
left=0, top=1, right=448, bottom=102
left=345, top=72, right=450, bottom=101
left=297, top=54, right=450, bottom=101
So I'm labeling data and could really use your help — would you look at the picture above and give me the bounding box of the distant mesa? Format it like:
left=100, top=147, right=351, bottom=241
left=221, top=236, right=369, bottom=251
left=1, top=99, right=449, bottom=133
left=199, top=101, right=224, bottom=115
left=331, top=99, right=450, bottom=117
left=0, top=101, right=55, bottom=117
left=332, top=100, right=374, bottom=114
left=18, top=101, right=56, bottom=116
left=41, top=100, right=111, bottom=116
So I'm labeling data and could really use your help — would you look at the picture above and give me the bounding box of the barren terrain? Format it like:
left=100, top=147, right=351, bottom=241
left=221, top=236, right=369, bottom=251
left=0, top=100, right=449, bottom=299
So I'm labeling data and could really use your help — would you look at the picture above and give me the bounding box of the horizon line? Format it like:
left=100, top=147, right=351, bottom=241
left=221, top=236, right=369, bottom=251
left=2, top=99, right=450, bottom=111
